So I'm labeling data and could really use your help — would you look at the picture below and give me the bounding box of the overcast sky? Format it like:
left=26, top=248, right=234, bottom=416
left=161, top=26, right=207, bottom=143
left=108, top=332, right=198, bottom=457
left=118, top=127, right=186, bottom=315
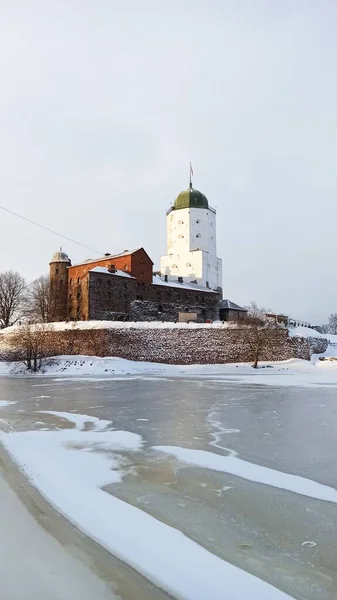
left=0, top=1, right=336, bottom=323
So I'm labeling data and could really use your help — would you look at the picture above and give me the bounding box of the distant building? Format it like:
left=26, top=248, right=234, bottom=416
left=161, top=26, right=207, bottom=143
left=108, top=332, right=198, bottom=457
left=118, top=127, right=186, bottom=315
left=265, top=313, right=289, bottom=326
left=49, top=248, right=220, bottom=323
left=219, top=300, right=247, bottom=322
left=48, top=178, right=240, bottom=323
left=160, top=183, right=222, bottom=292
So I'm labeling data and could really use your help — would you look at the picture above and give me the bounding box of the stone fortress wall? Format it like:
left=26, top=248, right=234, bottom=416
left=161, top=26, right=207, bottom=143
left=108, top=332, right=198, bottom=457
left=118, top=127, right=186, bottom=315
left=88, top=328, right=327, bottom=364
left=2, top=325, right=327, bottom=365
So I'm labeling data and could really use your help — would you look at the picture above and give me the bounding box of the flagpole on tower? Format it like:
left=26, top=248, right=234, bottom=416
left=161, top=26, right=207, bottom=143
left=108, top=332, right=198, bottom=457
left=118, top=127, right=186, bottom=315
left=189, top=162, right=194, bottom=188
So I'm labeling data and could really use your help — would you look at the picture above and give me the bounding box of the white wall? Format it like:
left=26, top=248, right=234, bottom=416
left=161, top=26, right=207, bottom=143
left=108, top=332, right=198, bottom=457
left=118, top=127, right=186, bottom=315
left=161, top=205, right=222, bottom=292
left=216, top=257, right=223, bottom=290
left=161, top=249, right=203, bottom=283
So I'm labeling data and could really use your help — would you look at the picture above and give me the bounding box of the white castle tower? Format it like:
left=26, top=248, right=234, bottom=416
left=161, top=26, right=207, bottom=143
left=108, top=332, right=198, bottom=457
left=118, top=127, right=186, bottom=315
left=160, top=179, right=222, bottom=292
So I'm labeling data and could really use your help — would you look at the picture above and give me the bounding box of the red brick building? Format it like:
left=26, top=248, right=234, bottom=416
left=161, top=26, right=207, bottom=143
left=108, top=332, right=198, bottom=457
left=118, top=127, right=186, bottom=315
left=49, top=248, right=219, bottom=323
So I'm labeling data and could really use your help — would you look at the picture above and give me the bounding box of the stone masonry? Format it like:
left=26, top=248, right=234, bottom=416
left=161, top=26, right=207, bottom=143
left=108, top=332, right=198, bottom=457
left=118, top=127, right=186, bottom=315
left=4, top=326, right=326, bottom=365
left=50, top=248, right=219, bottom=323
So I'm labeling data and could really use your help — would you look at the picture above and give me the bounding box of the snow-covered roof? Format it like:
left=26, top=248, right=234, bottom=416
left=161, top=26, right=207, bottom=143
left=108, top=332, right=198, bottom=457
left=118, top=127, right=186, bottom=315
left=72, top=249, right=142, bottom=267
left=152, top=274, right=216, bottom=293
left=50, top=250, right=70, bottom=264
left=219, top=299, right=247, bottom=311
left=89, top=267, right=134, bottom=279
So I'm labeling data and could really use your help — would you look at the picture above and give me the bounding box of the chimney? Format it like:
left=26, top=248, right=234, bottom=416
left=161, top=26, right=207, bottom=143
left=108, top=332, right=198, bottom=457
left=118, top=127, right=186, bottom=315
left=206, top=281, right=210, bottom=288
left=178, top=276, right=183, bottom=283
left=164, top=274, right=168, bottom=282
left=107, top=264, right=116, bottom=273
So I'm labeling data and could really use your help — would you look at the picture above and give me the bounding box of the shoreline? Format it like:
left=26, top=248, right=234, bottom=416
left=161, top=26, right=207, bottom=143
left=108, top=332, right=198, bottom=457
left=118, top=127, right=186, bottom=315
left=1, top=354, right=337, bottom=387
left=0, top=444, right=173, bottom=600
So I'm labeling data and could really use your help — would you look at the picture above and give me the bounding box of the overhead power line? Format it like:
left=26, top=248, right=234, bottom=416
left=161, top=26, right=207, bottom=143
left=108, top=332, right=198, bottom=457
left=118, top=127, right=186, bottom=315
left=0, top=203, right=103, bottom=256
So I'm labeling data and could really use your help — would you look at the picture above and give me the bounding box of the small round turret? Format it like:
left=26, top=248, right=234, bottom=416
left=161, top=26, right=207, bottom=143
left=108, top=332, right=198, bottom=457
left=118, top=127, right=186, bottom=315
left=49, top=249, right=71, bottom=322
left=49, top=250, right=71, bottom=265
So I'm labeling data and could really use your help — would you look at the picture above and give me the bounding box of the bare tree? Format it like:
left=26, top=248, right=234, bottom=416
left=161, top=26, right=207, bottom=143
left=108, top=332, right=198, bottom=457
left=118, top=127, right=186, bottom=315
left=241, top=302, right=281, bottom=368
left=328, top=313, right=337, bottom=335
left=0, top=271, right=26, bottom=328
left=25, top=274, right=52, bottom=323
left=9, top=323, right=55, bottom=371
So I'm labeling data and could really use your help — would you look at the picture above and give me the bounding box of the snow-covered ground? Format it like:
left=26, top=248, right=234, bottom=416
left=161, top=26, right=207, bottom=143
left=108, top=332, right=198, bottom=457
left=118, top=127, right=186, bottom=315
left=288, top=325, right=337, bottom=344
left=1, top=354, right=337, bottom=387
left=1, top=320, right=333, bottom=335
left=1, top=323, right=337, bottom=387
left=2, top=340, right=336, bottom=599
left=0, top=472, right=117, bottom=600
left=1, top=410, right=294, bottom=600
left=0, top=320, right=233, bottom=333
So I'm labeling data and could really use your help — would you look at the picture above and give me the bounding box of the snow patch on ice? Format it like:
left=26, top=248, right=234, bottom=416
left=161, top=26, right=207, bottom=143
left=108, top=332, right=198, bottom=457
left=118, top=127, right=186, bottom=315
left=1, top=418, right=294, bottom=600
left=301, top=541, right=317, bottom=548
left=153, top=446, right=337, bottom=504
left=38, top=411, right=112, bottom=431
left=0, top=401, right=17, bottom=407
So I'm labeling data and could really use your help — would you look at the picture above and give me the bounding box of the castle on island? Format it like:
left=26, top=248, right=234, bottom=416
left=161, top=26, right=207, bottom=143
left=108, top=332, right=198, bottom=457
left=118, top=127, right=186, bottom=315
left=49, top=181, right=245, bottom=323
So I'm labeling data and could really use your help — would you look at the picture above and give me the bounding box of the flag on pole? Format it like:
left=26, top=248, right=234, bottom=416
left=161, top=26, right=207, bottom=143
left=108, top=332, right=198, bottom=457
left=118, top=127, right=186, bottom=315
left=189, top=162, right=193, bottom=186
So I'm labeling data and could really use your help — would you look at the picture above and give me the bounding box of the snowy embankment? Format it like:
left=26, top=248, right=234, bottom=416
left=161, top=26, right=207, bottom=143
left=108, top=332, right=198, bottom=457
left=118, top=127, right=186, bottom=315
left=0, top=324, right=336, bottom=386
left=288, top=325, right=337, bottom=345
left=0, top=473, right=118, bottom=600
left=1, top=320, right=233, bottom=333
left=289, top=327, right=337, bottom=360
left=1, top=354, right=337, bottom=387
left=1, top=411, right=294, bottom=600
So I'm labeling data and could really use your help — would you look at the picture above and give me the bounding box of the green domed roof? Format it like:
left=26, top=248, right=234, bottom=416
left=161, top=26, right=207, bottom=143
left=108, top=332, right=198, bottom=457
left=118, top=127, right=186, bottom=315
left=173, top=183, right=208, bottom=210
